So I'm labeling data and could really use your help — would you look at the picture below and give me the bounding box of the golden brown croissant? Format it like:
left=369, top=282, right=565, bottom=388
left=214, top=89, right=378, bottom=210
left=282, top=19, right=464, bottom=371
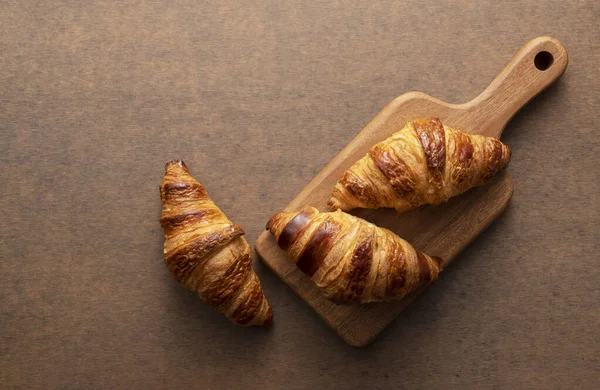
left=160, top=160, right=272, bottom=326
left=267, top=206, right=442, bottom=304
left=329, top=117, right=511, bottom=213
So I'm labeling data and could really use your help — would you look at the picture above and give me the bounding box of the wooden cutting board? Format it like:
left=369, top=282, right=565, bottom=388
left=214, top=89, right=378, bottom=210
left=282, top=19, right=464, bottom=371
left=255, top=36, right=568, bottom=347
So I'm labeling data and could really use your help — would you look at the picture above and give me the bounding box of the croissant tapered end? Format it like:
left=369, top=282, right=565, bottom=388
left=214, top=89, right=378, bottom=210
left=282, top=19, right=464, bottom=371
left=328, top=118, right=512, bottom=213
left=266, top=207, right=320, bottom=247
left=163, top=159, right=192, bottom=183
left=327, top=196, right=346, bottom=212
left=266, top=210, right=296, bottom=237
left=162, top=159, right=199, bottom=186
left=159, top=161, right=272, bottom=327
left=265, top=212, right=284, bottom=232
left=165, top=159, right=188, bottom=171
left=228, top=293, right=273, bottom=326
left=261, top=307, right=273, bottom=326
left=225, top=269, right=273, bottom=326
left=160, top=160, right=209, bottom=209
left=432, top=256, right=444, bottom=271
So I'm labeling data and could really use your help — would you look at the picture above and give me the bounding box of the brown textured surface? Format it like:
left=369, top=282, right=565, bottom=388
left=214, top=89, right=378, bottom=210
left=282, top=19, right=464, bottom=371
left=1, top=1, right=598, bottom=388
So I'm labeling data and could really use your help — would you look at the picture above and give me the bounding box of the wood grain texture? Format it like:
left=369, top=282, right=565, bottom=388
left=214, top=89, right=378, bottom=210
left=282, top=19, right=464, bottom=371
left=1, top=1, right=598, bottom=389
left=255, top=37, right=567, bottom=346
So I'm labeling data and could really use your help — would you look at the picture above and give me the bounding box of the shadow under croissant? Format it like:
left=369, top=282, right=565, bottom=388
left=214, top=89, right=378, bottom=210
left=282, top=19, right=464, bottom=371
left=161, top=270, right=274, bottom=345
left=368, top=203, right=515, bottom=350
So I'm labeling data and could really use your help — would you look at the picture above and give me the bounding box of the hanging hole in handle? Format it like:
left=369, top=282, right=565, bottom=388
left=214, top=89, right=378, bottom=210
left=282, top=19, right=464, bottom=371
left=534, top=51, right=554, bottom=71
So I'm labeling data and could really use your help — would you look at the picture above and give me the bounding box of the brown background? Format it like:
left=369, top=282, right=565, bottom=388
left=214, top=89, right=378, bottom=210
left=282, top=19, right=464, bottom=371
left=1, top=1, right=598, bottom=388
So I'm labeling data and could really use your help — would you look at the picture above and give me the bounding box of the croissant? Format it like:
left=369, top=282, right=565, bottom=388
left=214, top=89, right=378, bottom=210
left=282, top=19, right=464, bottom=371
left=329, top=117, right=511, bottom=213
left=160, top=160, right=272, bottom=326
left=267, top=206, right=443, bottom=304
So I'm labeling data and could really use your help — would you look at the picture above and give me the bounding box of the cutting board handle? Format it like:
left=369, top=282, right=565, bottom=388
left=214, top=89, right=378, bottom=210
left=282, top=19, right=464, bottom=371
left=465, top=36, right=568, bottom=139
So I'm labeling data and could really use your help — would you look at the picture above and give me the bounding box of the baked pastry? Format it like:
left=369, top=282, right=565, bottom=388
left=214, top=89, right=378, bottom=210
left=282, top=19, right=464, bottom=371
left=160, top=160, right=272, bottom=326
left=267, top=206, right=442, bottom=304
left=329, top=117, right=511, bottom=213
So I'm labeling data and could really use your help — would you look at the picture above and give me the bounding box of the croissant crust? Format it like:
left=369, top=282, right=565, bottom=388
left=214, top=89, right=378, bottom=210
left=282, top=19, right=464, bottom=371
left=267, top=206, right=443, bottom=304
left=160, top=160, right=272, bottom=326
left=329, top=118, right=511, bottom=213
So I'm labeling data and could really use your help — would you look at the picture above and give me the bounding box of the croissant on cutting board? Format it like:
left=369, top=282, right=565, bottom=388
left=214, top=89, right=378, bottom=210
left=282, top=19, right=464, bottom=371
left=160, top=160, right=272, bottom=326
left=329, top=117, right=511, bottom=213
left=267, top=206, right=443, bottom=304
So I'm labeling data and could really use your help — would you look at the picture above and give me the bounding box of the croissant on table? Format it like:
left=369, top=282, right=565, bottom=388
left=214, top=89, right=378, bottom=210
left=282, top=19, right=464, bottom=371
left=329, top=117, right=511, bottom=213
left=160, top=160, right=272, bottom=326
left=267, top=206, right=443, bottom=304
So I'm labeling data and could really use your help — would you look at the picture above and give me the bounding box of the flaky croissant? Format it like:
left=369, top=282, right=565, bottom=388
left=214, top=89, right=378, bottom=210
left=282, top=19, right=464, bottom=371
left=267, top=206, right=442, bottom=304
left=160, top=160, right=272, bottom=326
left=329, top=117, right=511, bottom=213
